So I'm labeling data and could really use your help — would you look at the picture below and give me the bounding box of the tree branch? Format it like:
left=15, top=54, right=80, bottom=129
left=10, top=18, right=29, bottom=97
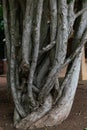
left=50, top=0, right=57, bottom=42
left=22, top=0, right=34, bottom=71
left=37, top=57, right=50, bottom=89
left=39, top=28, right=87, bottom=103
left=39, top=41, right=56, bottom=54
left=9, top=0, right=26, bottom=118
left=39, top=0, right=68, bottom=103
left=28, top=0, right=44, bottom=107
left=54, top=0, right=68, bottom=65
left=68, top=0, right=75, bottom=36
left=75, top=6, right=87, bottom=19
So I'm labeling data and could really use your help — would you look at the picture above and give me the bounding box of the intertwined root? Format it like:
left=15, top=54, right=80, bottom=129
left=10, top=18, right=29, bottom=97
left=3, top=0, right=87, bottom=129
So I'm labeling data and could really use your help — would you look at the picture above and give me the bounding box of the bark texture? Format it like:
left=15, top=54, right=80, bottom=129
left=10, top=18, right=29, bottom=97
left=2, top=0, right=87, bottom=129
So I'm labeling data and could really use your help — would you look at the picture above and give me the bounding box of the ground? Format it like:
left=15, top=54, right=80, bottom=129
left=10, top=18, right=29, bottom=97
left=0, top=76, right=87, bottom=130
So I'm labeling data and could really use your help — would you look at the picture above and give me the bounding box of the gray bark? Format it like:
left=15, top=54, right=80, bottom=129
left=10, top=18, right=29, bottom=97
left=2, top=0, right=87, bottom=129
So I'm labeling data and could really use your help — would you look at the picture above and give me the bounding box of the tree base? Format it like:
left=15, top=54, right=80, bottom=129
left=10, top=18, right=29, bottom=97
left=16, top=96, right=73, bottom=130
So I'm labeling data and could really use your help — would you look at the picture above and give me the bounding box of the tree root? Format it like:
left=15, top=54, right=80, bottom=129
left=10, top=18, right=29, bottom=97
left=29, top=100, right=73, bottom=130
left=16, top=52, right=81, bottom=130
left=16, top=94, right=52, bottom=130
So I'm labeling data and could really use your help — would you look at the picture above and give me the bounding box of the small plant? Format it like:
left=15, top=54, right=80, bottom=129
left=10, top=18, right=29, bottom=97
left=84, top=128, right=87, bottom=130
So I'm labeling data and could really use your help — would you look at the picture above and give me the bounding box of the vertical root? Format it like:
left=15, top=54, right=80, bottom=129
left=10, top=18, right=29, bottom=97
left=28, top=0, right=44, bottom=108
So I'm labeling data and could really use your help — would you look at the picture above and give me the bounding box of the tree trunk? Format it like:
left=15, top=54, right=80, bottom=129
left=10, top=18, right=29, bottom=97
left=2, top=0, right=87, bottom=130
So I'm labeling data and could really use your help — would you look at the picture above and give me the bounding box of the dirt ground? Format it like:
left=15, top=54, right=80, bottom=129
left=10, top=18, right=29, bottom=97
left=0, top=76, right=87, bottom=130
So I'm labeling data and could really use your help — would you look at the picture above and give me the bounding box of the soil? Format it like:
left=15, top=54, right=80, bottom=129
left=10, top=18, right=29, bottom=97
left=0, top=76, right=87, bottom=130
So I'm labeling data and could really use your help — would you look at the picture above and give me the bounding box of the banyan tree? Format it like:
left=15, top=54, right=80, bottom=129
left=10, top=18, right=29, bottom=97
left=2, top=0, right=87, bottom=129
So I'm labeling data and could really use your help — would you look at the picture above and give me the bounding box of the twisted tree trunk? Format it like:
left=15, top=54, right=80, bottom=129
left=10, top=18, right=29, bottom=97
left=2, top=0, right=87, bottom=129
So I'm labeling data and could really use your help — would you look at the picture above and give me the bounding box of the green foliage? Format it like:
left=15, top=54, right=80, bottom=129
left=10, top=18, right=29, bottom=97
left=84, top=128, right=87, bottom=130
left=67, top=0, right=73, bottom=4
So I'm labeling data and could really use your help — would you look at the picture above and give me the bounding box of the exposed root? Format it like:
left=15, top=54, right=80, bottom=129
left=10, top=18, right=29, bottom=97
left=16, top=94, right=52, bottom=130
left=29, top=100, right=73, bottom=130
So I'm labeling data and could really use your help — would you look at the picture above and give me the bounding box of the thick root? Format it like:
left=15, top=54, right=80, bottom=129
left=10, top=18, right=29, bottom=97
left=16, top=92, right=74, bottom=130
left=29, top=99, right=73, bottom=130
left=16, top=94, right=52, bottom=130
left=28, top=53, right=81, bottom=130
